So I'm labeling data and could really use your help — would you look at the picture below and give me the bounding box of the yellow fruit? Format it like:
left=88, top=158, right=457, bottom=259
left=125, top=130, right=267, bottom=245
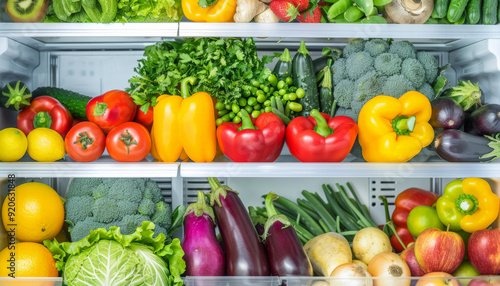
left=0, top=242, right=58, bottom=277
left=0, top=128, right=28, bottom=162
left=27, top=128, right=65, bottom=162
left=1, top=182, right=65, bottom=243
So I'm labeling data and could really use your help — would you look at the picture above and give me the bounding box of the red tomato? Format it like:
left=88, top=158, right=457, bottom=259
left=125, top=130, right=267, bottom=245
left=106, top=122, right=151, bottom=162
left=134, top=105, right=153, bottom=131
left=65, top=122, right=106, bottom=162
left=86, top=90, right=137, bottom=134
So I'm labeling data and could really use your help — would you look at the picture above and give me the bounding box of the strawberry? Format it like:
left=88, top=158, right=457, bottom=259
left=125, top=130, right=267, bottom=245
left=296, top=5, right=321, bottom=23
left=270, top=0, right=300, bottom=22
left=295, top=0, right=310, bottom=12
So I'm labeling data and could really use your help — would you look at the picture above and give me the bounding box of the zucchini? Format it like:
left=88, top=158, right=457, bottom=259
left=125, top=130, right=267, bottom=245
left=313, top=55, right=340, bottom=74
left=319, top=64, right=334, bottom=115
left=272, top=48, right=293, bottom=81
left=32, top=87, right=92, bottom=120
left=1, top=81, right=31, bottom=111
left=434, top=0, right=450, bottom=18
left=482, top=0, right=498, bottom=24
left=447, top=0, right=470, bottom=22
left=292, top=41, right=320, bottom=117
left=466, top=0, right=481, bottom=23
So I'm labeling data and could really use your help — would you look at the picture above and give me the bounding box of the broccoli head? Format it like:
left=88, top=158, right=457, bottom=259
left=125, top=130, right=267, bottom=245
left=334, top=79, right=355, bottom=109
left=92, top=197, right=120, bottom=223
left=417, top=51, right=439, bottom=84
left=138, top=198, right=156, bottom=216
left=153, top=226, right=168, bottom=238
left=117, top=200, right=140, bottom=216
left=144, top=180, right=163, bottom=203
left=66, top=178, right=103, bottom=198
left=389, top=41, right=417, bottom=60
left=402, top=58, right=426, bottom=89
left=346, top=51, right=374, bottom=80
left=381, top=74, right=414, bottom=98
left=374, top=53, right=402, bottom=76
left=332, top=58, right=347, bottom=85
left=353, top=70, right=383, bottom=101
left=152, top=201, right=173, bottom=230
left=69, top=217, right=107, bottom=242
left=343, top=38, right=366, bottom=58
left=65, top=196, right=94, bottom=224
left=118, top=214, right=150, bottom=235
left=364, top=39, right=389, bottom=57
left=417, top=83, right=436, bottom=101
left=107, top=178, right=145, bottom=203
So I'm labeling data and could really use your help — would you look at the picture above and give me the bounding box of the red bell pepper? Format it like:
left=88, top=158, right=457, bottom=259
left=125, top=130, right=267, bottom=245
left=17, top=95, right=73, bottom=138
left=86, top=90, right=137, bottom=134
left=216, top=109, right=285, bottom=162
left=286, top=109, right=358, bottom=162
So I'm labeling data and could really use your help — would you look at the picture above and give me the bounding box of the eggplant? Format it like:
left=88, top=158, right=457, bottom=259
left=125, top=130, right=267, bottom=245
left=207, top=177, right=269, bottom=276
left=262, top=193, right=313, bottom=277
left=182, top=191, right=225, bottom=276
left=430, top=97, right=465, bottom=129
left=434, top=129, right=500, bottom=162
left=464, top=104, right=500, bottom=136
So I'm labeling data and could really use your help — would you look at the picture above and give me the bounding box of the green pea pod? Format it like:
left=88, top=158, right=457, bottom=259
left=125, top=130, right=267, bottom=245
left=447, top=0, right=470, bottom=22
left=361, top=15, right=387, bottom=23
left=466, top=0, right=481, bottom=24
left=328, top=0, right=353, bottom=19
left=345, top=6, right=365, bottom=21
left=352, top=0, right=374, bottom=15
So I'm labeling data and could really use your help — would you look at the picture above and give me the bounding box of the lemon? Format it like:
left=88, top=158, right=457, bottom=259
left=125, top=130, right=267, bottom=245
left=27, top=128, right=65, bottom=162
left=0, top=128, right=28, bottom=162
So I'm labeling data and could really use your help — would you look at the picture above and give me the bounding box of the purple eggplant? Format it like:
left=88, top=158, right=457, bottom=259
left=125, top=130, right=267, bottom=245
left=430, top=97, right=465, bottom=129
left=262, top=193, right=313, bottom=277
left=207, top=177, right=270, bottom=276
left=464, top=104, right=500, bottom=136
left=182, top=191, right=225, bottom=276
left=434, top=129, right=500, bottom=162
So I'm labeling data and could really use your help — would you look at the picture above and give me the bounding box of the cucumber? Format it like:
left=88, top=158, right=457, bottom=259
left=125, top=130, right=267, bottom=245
left=466, top=0, right=481, bottom=23
left=454, top=11, right=467, bottom=23
left=447, top=0, right=470, bottom=22
left=312, top=54, right=341, bottom=74
left=434, top=0, right=450, bottom=18
left=1, top=81, right=31, bottom=111
left=319, top=64, right=334, bottom=115
left=273, top=48, right=293, bottom=81
left=292, top=41, right=320, bottom=118
left=32, top=87, right=93, bottom=120
left=482, top=0, right=498, bottom=24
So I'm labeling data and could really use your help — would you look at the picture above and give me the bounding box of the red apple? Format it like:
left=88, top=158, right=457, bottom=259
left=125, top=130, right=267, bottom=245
left=468, top=228, right=500, bottom=275
left=467, top=277, right=500, bottom=286
left=415, top=272, right=460, bottom=286
left=401, top=242, right=425, bottom=277
left=414, top=228, right=465, bottom=274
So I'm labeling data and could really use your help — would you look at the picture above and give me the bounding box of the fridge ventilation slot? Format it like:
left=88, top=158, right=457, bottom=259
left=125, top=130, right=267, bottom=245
left=152, top=178, right=173, bottom=205
left=184, top=178, right=227, bottom=205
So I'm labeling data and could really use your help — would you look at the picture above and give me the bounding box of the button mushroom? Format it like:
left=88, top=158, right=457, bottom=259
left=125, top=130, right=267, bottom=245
left=385, top=0, right=434, bottom=24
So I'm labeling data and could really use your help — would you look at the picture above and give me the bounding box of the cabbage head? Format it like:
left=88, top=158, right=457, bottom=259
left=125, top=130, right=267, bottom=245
left=44, top=221, right=185, bottom=286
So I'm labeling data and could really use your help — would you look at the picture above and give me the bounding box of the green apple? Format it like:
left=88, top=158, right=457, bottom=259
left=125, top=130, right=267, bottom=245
left=452, top=260, right=480, bottom=286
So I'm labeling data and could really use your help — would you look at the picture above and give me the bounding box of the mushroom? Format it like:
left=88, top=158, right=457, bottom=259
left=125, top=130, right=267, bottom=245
left=384, top=0, right=434, bottom=24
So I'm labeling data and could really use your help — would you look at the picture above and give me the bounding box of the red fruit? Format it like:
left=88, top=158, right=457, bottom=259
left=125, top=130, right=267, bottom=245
left=468, top=228, right=500, bottom=275
left=270, top=0, right=300, bottom=22
left=296, top=6, right=321, bottom=23
left=295, top=0, right=309, bottom=12
left=400, top=243, right=425, bottom=277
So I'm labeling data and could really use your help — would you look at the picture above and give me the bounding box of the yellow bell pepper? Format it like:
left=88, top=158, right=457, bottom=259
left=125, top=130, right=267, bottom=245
left=153, top=77, right=217, bottom=163
left=182, top=0, right=237, bottom=22
left=358, top=91, right=435, bottom=162
left=460, top=178, right=500, bottom=233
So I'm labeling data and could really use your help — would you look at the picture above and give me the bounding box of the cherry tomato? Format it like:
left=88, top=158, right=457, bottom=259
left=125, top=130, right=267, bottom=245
left=134, top=105, right=153, bottom=131
left=106, top=122, right=151, bottom=162
left=86, top=90, right=137, bottom=134
left=64, top=122, right=105, bottom=162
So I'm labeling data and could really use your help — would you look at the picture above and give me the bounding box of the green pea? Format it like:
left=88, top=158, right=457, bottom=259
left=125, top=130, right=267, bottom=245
left=289, top=86, right=297, bottom=92
left=264, top=100, right=272, bottom=107
left=238, top=98, right=247, bottom=106
left=245, top=105, right=253, bottom=113
left=218, top=109, right=229, bottom=116
left=225, top=104, right=232, bottom=110
left=252, top=80, right=261, bottom=88
left=251, top=87, right=259, bottom=95
left=296, top=88, right=305, bottom=99
left=256, top=90, right=265, bottom=97
left=215, top=102, right=226, bottom=110
left=232, top=115, right=242, bottom=124
left=229, top=112, right=235, bottom=119
left=288, top=93, right=297, bottom=101
left=232, top=103, right=240, bottom=113
left=273, top=91, right=279, bottom=97
left=277, top=80, right=286, bottom=90
left=260, top=108, right=265, bottom=113
left=285, top=77, right=293, bottom=85
left=257, top=93, right=266, bottom=103
left=237, top=111, right=242, bottom=118
left=263, top=86, right=270, bottom=93
left=288, top=102, right=303, bottom=112
left=268, top=74, right=278, bottom=87
left=279, top=89, right=286, bottom=96
left=243, top=89, right=251, bottom=97
left=254, top=103, right=262, bottom=110
left=283, top=94, right=290, bottom=101
left=216, top=118, right=224, bottom=126
left=269, top=87, right=275, bottom=93
left=264, top=106, right=272, bottom=113
left=252, top=110, right=261, bottom=118
left=221, top=114, right=231, bottom=122
left=248, top=97, right=257, bottom=106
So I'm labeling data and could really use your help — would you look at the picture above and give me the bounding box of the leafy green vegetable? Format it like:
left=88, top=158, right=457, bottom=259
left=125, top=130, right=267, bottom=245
left=44, top=221, right=185, bottom=286
left=127, top=37, right=273, bottom=111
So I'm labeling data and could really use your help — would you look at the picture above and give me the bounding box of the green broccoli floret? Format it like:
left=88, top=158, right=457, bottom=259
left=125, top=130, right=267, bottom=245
left=144, top=180, right=163, bottom=203
left=364, top=39, right=389, bottom=57
left=118, top=214, right=150, bottom=235
left=117, top=200, right=140, bottom=216
left=389, top=41, right=416, bottom=60
left=402, top=58, right=426, bottom=89
left=107, top=178, right=144, bottom=203
left=153, top=226, right=168, bottom=238
left=374, top=53, right=402, bottom=76
left=65, top=196, right=94, bottom=224
left=335, top=107, right=358, bottom=122
left=92, top=197, right=120, bottom=223
left=92, top=183, right=108, bottom=200
left=66, top=178, right=103, bottom=198
left=353, top=70, right=383, bottom=101
left=346, top=51, right=374, bottom=80
left=417, top=83, right=436, bottom=101
left=138, top=198, right=156, bottom=216
left=334, top=79, right=354, bottom=109
left=382, top=74, right=414, bottom=98
left=70, top=217, right=107, bottom=242
left=417, top=51, right=439, bottom=84
left=152, top=201, right=172, bottom=230
left=343, top=38, right=367, bottom=58
left=332, top=58, right=347, bottom=85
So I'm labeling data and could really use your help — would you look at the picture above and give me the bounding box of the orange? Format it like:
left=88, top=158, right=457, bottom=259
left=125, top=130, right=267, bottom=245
left=1, top=182, right=64, bottom=243
left=0, top=242, right=58, bottom=277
